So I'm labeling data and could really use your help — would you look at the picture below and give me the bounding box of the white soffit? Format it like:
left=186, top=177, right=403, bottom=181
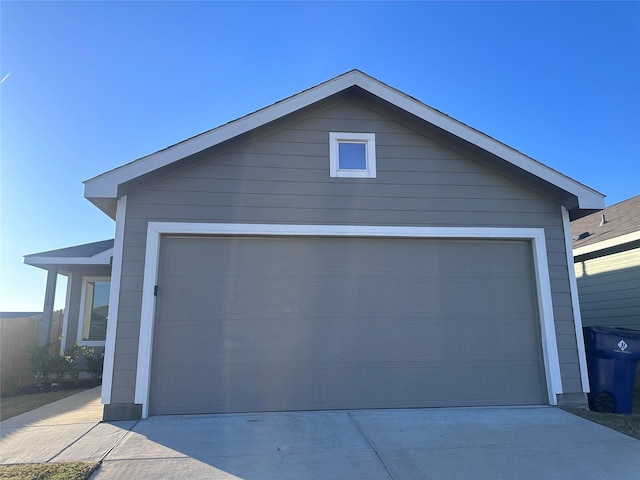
left=84, top=70, right=604, bottom=212
left=24, top=248, right=114, bottom=268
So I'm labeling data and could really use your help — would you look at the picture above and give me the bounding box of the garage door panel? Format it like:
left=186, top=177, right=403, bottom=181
left=402, top=281, right=442, bottom=314
left=359, top=280, right=403, bottom=314
left=267, top=281, right=304, bottom=313
left=150, top=236, right=546, bottom=414
left=491, top=280, right=537, bottom=314
left=312, top=366, right=363, bottom=407
left=307, top=280, right=352, bottom=314
left=310, top=323, right=359, bottom=360
left=449, top=281, right=492, bottom=314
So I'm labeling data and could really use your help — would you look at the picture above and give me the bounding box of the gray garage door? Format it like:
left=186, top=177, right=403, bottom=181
left=150, top=236, right=547, bottom=415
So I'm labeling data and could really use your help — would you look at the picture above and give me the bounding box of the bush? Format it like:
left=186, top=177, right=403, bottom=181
left=27, top=343, right=81, bottom=383
left=27, top=344, right=56, bottom=382
left=81, top=345, right=104, bottom=379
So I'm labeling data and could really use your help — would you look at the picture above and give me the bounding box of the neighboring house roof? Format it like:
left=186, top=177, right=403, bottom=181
left=84, top=69, right=604, bottom=219
left=0, top=312, right=42, bottom=319
left=571, top=195, right=640, bottom=257
left=24, top=239, right=114, bottom=269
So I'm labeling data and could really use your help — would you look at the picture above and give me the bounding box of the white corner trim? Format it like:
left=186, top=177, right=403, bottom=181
left=59, top=273, right=73, bottom=353
left=134, top=224, right=162, bottom=418
left=101, top=196, right=127, bottom=405
left=134, top=222, right=562, bottom=416
left=573, top=231, right=640, bottom=258
left=563, top=206, right=590, bottom=393
left=530, top=232, right=563, bottom=403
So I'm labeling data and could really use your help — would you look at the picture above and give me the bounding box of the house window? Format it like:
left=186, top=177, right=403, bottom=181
left=329, top=132, right=376, bottom=178
left=78, top=277, right=110, bottom=345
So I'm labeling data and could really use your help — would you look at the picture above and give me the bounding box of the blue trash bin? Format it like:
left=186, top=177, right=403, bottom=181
left=583, top=326, right=640, bottom=414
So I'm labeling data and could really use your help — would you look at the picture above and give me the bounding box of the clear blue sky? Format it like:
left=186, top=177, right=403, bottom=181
left=1, top=1, right=639, bottom=312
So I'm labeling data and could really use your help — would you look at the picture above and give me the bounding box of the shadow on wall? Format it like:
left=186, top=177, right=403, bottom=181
left=575, top=262, right=640, bottom=329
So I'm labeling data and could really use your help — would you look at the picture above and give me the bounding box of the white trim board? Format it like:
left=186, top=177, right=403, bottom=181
left=134, top=222, right=563, bottom=418
left=84, top=70, right=604, bottom=217
left=562, top=206, right=590, bottom=393
left=102, top=196, right=127, bottom=405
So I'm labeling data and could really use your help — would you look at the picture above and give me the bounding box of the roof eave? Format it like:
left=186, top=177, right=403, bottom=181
left=573, top=231, right=640, bottom=257
left=24, top=248, right=114, bottom=270
left=83, top=70, right=605, bottom=214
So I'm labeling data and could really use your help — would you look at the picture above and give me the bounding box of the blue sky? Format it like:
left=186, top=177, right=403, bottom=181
left=1, top=1, right=639, bottom=312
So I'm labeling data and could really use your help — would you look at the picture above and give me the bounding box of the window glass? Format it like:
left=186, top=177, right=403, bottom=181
left=82, top=280, right=110, bottom=342
left=338, top=142, right=367, bottom=170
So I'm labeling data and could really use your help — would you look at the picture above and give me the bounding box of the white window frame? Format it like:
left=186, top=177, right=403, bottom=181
left=329, top=132, right=376, bottom=178
left=77, top=276, right=111, bottom=347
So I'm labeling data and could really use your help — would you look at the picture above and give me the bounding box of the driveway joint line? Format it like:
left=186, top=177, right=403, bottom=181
left=347, top=411, right=395, bottom=480
left=98, top=420, right=140, bottom=463
left=47, top=422, right=101, bottom=463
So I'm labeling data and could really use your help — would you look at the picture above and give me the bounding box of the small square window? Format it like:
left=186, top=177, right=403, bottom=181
left=329, top=132, right=376, bottom=178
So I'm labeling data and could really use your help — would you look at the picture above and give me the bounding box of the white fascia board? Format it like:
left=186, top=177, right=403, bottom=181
left=134, top=222, right=562, bottom=416
left=353, top=74, right=604, bottom=210
left=84, top=70, right=603, bottom=211
left=572, top=231, right=640, bottom=258
left=24, top=248, right=114, bottom=268
left=84, top=73, right=358, bottom=200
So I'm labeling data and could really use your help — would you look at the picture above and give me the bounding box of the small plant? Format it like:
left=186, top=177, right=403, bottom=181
left=27, top=344, right=56, bottom=382
left=52, top=345, right=81, bottom=381
left=81, top=345, right=104, bottom=379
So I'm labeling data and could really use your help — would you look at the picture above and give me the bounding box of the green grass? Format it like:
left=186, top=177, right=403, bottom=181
left=563, top=365, right=640, bottom=440
left=0, top=390, right=88, bottom=422
left=0, top=462, right=99, bottom=480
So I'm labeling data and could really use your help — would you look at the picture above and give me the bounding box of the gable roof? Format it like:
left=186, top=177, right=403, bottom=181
left=24, top=239, right=114, bottom=269
left=84, top=69, right=604, bottom=218
left=571, top=195, right=640, bottom=256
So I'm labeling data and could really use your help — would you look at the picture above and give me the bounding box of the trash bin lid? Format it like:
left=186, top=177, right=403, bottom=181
left=586, top=326, right=640, bottom=338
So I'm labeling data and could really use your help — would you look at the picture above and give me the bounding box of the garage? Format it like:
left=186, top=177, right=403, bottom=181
left=149, top=235, right=547, bottom=415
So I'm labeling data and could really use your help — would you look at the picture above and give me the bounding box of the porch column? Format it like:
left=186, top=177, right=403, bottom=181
left=39, top=267, right=58, bottom=346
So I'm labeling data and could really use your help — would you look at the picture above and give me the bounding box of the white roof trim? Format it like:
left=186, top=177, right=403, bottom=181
left=24, top=248, right=113, bottom=267
left=573, top=231, right=640, bottom=258
left=84, top=70, right=604, bottom=211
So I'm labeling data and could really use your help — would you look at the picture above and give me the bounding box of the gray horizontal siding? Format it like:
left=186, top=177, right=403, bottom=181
left=575, top=247, right=640, bottom=329
left=109, top=96, right=579, bottom=404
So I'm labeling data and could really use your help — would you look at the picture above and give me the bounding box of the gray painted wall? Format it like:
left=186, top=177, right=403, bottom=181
left=109, top=94, right=580, bottom=404
left=575, top=246, right=640, bottom=329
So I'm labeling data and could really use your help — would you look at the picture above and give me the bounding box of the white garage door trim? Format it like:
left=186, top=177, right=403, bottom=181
left=132, top=223, right=562, bottom=418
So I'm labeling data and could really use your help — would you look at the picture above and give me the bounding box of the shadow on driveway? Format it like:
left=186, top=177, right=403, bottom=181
left=93, top=407, right=640, bottom=480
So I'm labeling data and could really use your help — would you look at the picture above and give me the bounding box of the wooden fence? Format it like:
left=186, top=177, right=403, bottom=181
left=0, top=311, right=64, bottom=394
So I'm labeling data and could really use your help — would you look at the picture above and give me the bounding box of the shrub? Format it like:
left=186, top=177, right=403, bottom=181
left=27, top=344, right=56, bottom=382
left=81, top=345, right=104, bottom=379
left=27, top=343, right=81, bottom=382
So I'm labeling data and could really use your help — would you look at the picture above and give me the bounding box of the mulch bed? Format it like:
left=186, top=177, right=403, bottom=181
left=1, top=379, right=102, bottom=398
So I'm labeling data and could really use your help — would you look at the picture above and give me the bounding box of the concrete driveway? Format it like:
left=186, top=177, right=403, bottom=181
left=94, top=407, right=640, bottom=480
left=2, top=389, right=639, bottom=479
